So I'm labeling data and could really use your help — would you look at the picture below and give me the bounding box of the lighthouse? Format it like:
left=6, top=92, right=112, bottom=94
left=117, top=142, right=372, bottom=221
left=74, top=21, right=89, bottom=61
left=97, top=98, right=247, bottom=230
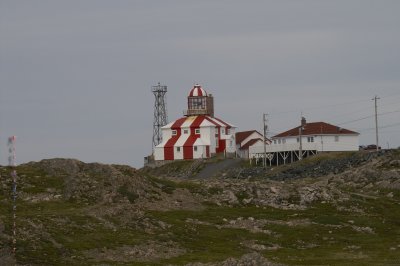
left=154, top=84, right=236, bottom=161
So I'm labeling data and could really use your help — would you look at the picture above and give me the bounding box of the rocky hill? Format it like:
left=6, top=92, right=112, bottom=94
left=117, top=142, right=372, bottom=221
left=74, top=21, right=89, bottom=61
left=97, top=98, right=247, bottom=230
left=0, top=150, right=399, bottom=265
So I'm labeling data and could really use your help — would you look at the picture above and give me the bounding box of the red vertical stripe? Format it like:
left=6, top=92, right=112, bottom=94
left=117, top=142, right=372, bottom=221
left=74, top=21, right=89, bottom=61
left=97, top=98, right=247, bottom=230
left=164, top=117, right=186, bottom=160
left=204, top=116, right=223, bottom=154
left=183, top=116, right=206, bottom=159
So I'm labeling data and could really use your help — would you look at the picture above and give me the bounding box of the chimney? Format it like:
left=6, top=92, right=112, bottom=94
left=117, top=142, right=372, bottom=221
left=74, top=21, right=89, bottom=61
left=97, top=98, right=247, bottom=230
left=301, top=117, right=306, bottom=127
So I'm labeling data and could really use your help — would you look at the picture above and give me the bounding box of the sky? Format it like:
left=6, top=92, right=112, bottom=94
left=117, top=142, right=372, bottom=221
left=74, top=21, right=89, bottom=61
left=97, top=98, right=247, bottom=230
left=1, top=1, right=399, bottom=168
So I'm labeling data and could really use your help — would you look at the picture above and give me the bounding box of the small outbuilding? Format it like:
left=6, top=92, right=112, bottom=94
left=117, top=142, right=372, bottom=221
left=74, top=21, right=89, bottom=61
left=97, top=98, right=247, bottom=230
left=236, top=130, right=270, bottom=158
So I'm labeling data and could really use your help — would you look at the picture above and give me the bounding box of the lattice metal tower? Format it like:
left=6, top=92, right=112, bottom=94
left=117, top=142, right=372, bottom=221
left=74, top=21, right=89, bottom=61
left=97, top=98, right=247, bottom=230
left=152, top=83, right=168, bottom=149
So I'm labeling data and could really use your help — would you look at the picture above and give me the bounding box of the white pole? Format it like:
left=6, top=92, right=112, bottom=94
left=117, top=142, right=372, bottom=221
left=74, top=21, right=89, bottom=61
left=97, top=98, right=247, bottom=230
left=263, top=114, right=268, bottom=169
left=373, top=95, right=380, bottom=151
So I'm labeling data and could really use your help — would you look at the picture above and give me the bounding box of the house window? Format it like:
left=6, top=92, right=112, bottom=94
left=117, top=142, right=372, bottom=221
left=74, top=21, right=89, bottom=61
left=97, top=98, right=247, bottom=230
left=282, top=139, right=286, bottom=144
left=172, top=130, right=177, bottom=136
left=183, top=129, right=189, bottom=134
left=176, top=147, right=181, bottom=152
left=194, top=146, right=198, bottom=152
left=195, top=129, right=200, bottom=134
left=278, top=139, right=281, bottom=144
left=297, top=137, right=299, bottom=143
left=274, top=140, right=277, bottom=144
left=335, top=136, right=339, bottom=142
left=229, top=140, right=233, bottom=146
left=307, top=137, right=314, bottom=143
left=221, top=128, right=225, bottom=135
left=226, top=129, right=230, bottom=135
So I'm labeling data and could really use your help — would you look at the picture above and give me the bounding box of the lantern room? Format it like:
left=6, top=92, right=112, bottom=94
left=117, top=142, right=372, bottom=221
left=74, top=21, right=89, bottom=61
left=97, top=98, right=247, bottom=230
left=185, top=84, right=214, bottom=117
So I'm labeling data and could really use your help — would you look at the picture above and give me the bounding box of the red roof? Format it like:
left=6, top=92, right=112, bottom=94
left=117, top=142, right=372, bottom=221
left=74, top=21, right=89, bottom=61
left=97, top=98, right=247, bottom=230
left=235, top=130, right=260, bottom=145
left=273, top=122, right=359, bottom=138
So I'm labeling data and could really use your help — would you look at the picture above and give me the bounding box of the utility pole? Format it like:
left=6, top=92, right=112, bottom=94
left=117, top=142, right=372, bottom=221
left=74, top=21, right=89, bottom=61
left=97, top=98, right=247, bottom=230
left=263, top=114, right=268, bottom=169
left=8, top=136, right=17, bottom=255
left=373, top=95, right=380, bottom=151
left=299, top=127, right=303, bottom=160
left=299, top=116, right=305, bottom=160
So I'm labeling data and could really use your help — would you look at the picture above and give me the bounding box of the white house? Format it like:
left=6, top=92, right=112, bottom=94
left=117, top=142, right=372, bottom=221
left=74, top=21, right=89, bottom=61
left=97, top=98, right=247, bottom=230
left=154, top=85, right=236, bottom=161
left=249, top=117, right=360, bottom=165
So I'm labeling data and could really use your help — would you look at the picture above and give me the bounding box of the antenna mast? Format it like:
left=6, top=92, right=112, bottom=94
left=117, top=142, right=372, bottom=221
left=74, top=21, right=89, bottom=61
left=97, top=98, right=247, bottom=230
left=152, top=82, right=168, bottom=149
left=372, top=95, right=380, bottom=151
left=8, top=136, right=17, bottom=255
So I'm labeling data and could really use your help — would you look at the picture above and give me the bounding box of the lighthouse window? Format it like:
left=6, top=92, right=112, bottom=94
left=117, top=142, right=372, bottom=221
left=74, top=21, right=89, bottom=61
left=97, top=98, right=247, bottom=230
left=183, top=129, right=188, bottom=134
left=176, top=147, right=181, bottom=152
left=189, top=97, right=206, bottom=110
left=194, top=146, right=198, bottom=152
left=195, top=129, right=200, bottom=134
left=172, top=130, right=177, bottom=136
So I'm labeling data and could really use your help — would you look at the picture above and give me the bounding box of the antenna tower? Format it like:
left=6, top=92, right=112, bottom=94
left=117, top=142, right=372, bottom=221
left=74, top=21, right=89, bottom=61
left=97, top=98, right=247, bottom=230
left=8, top=136, right=17, bottom=254
left=152, top=83, right=168, bottom=149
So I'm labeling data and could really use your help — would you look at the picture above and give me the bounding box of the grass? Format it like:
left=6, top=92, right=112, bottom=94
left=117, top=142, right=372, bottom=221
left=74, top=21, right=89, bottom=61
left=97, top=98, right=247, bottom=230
left=117, top=183, right=139, bottom=203
left=12, top=200, right=147, bottom=265
left=147, top=174, right=207, bottom=195
left=145, top=198, right=400, bottom=265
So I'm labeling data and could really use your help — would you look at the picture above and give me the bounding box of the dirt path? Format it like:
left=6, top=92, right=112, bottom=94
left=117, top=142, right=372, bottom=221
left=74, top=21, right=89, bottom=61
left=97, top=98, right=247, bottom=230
left=193, top=158, right=242, bottom=179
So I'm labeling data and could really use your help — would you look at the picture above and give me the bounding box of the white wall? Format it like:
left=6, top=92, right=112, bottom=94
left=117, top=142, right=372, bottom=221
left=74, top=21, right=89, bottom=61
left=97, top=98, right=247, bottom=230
left=224, top=137, right=236, bottom=153
left=193, top=145, right=207, bottom=159
left=162, top=127, right=173, bottom=141
left=250, top=134, right=359, bottom=155
left=154, top=146, right=164, bottom=160
left=319, top=135, right=359, bottom=151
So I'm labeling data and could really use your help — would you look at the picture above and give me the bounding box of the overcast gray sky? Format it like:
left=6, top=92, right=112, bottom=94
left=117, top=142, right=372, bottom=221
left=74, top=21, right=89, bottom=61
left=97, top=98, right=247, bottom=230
left=1, top=1, right=399, bottom=168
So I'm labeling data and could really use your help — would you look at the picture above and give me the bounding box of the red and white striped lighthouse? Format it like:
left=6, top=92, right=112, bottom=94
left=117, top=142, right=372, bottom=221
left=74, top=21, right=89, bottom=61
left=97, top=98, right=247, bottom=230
left=154, top=85, right=236, bottom=161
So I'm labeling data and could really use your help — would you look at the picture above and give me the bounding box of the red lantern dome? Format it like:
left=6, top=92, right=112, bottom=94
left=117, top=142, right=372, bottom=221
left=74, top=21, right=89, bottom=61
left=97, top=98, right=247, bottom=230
left=188, top=84, right=207, bottom=97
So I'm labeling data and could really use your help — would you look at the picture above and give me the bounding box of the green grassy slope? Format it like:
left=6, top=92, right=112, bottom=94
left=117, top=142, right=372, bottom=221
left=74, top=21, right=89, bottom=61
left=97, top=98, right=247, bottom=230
left=0, top=151, right=399, bottom=265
